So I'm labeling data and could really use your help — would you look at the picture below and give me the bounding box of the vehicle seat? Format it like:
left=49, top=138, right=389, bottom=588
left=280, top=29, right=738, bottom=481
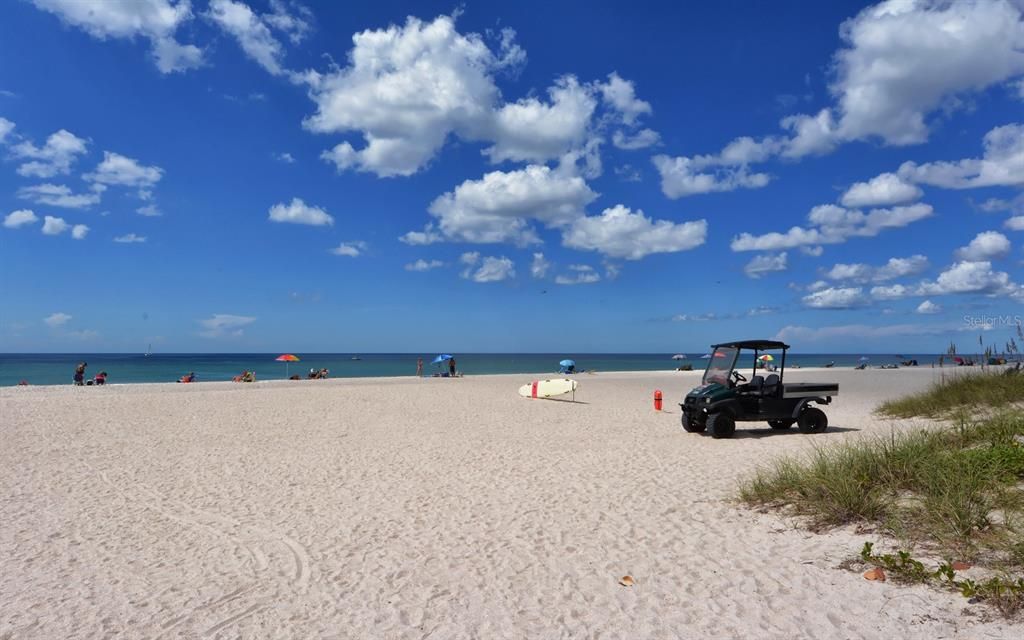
left=762, top=374, right=780, bottom=395
left=744, top=375, right=764, bottom=394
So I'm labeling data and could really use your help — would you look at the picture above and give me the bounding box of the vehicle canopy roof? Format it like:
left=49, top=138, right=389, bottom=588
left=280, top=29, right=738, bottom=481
left=710, top=340, right=790, bottom=351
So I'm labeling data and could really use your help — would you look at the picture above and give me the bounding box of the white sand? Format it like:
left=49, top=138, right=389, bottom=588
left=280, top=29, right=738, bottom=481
left=1, top=368, right=1017, bottom=638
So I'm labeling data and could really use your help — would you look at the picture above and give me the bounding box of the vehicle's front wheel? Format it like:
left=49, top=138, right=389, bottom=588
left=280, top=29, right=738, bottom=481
left=797, top=407, right=828, bottom=433
left=682, top=412, right=706, bottom=433
left=768, top=419, right=794, bottom=430
left=708, top=412, right=736, bottom=439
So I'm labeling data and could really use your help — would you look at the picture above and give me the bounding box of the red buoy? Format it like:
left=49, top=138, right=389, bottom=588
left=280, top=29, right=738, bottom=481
left=654, top=389, right=663, bottom=411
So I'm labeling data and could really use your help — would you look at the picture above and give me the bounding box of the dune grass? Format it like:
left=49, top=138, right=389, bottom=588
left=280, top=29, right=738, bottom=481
left=740, top=372, right=1024, bottom=615
left=878, top=369, right=1024, bottom=418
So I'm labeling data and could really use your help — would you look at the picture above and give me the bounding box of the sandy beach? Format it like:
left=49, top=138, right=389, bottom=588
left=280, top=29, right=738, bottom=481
left=1, top=368, right=1017, bottom=639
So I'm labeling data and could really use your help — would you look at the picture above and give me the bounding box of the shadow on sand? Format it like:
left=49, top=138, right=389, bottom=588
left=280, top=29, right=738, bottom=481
left=726, top=425, right=860, bottom=439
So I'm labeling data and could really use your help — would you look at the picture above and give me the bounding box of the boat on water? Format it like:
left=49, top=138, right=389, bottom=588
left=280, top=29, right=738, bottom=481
left=351, top=356, right=362, bottom=361
left=144, top=343, right=152, bottom=357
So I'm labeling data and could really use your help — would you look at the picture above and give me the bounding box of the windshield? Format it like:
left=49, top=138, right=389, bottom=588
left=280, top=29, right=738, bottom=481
left=702, top=347, right=738, bottom=385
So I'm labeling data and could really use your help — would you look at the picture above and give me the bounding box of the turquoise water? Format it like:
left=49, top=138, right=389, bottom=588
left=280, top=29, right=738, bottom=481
left=0, top=353, right=943, bottom=387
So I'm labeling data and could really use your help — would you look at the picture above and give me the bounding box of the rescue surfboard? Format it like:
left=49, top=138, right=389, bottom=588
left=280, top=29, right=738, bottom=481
left=518, top=378, right=578, bottom=399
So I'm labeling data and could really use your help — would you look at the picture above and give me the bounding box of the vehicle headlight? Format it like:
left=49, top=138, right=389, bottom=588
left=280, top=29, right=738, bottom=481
left=704, top=397, right=711, bottom=403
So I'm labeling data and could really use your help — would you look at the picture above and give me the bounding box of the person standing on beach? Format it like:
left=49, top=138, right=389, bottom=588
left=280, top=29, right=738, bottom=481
left=73, top=362, right=87, bottom=386
left=449, top=357, right=456, bottom=377
left=416, top=357, right=423, bottom=377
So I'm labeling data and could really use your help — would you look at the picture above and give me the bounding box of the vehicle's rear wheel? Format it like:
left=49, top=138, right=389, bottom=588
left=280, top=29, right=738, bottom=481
left=682, top=412, right=706, bottom=433
left=797, top=407, right=828, bottom=433
left=768, top=419, right=794, bottom=430
left=708, top=412, right=736, bottom=439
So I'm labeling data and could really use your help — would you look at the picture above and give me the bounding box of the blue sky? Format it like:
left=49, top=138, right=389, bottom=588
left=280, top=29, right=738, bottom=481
left=1, top=0, right=1022, bottom=353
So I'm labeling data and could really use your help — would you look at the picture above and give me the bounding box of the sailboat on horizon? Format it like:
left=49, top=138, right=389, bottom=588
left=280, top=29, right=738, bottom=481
left=144, top=343, right=152, bottom=357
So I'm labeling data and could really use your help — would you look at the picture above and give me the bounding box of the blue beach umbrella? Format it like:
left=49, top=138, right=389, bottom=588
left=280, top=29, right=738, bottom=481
left=701, top=353, right=712, bottom=359
left=559, top=359, right=575, bottom=367
left=859, top=356, right=870, bottom=362
left=432, top=354, right=453, bottom=365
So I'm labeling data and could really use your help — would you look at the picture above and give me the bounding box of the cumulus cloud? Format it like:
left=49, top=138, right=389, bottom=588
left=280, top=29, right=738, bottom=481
left=276, top=152, right=295, bottom=163
left=744, top=252, right=788, bottom=279
left=70, top=224, right=88, bottom=240
left=562, top=205, right=707, bottom=260
left=113, top=233, right=146, bottom=243
left=1005, top=216, right=1024, bottom=231
left=555, top=264, right=601, bottom=285
left=918, top=260, right=1017, bottom=296
left=330, top=241, right=366, bottom=257
left=530, top=253, right=550, bottom=278
left=424, top=165, right=596, bottom=245
left=136, top=204, right=161, bottom=217
left=198, top=313, right=256, bottom=338
left=802, top=286, right=869, bottom=309
left=826, top=255, right=929, bottom=283
left=268, top=198, right=334, bottom=226
left=43, top=312, right=72, bottom=327
left=458, top=252, right=515, bottom=283
left=264, top=0, right=312, bottom=44
left=12, top=129, right=88, bottom=178
left=405, top=259, right=444, bottom=271
left=731, top=203, right=933, bottom=251
left=612, top=129, right=660, bottom=150
left=598, top=72, right=652, bottom=125
left=399, top=224, right=444, bottom=245
left=840, top=172, right=923, bottom=207
left=3, top=209, right=39, bottom=229
left=41, top=215, right=69, bottom=235
left=652, top=154, right=771, bottom=198
left=207, top=0, right=288, bottom=76
left=17, top=183, right=104, bottom=209
left=83, top=152, right=164, bottom=193
left=954, top=231, right=1011, bottom=260
left=29, top=0, right=203, bottom=73
left=916, top=300, right=942, bottom=314
left=898, top=123, right=1024, bottom=189
left=0, top=117, right=14, bottom=143
left=870, top=284, right=912, bottom=300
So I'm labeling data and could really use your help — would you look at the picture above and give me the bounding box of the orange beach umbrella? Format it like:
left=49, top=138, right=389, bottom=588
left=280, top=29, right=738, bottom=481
left=275, top=353, right=300, bottom=377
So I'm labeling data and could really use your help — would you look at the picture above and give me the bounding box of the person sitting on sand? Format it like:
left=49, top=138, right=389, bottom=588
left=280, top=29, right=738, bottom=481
left=319, top=368, right=329, bottom=379
left=241, top=370, right=255, bottom=382
left=308, top=368, right=318, bottom=379
left=73, top=362, right=87, bottom=386
left=178, top=372, right=196, bottom=383
left=93, top=371, right=107, bottom=385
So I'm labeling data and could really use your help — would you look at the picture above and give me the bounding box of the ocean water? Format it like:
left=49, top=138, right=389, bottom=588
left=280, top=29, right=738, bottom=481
left=0, top=353, right=945, bottom=387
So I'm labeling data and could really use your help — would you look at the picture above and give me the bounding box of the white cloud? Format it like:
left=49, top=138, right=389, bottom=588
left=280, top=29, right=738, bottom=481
left=3, top=209, right=39, bottom=229
left=264, top=0, right=312, bottom=44
left=83, top=152, right=164, bottom=192
left=530, top=252, right=550, bottom=278
left=12, top=129, right=88, bottom=178
left=304, top=15, right=514, bottom=177
left=198, top=313, right=256, bottom=338
left=71, top=224, right=88, bottom=240
left=136, top=204, right=161, bottom=217
left=43, top=312, right=72, bottom=327
left=1005, top=216, right=1024, bottom=231
left=399, top=224, right=443, bottom=245
left=829, top=1, right=1024, bottom=145
left=800, top=245, right=824, bottom=257
left=41, top=215, right=68, bottom=235
left=826, top=255, right=929, bottom=283
left=918, top=260, right=1016, bottom=296
left=916, top=300, right=942, bottom=314
left=840, top=172, right=923, bottom=207
left=870, top=284, right=911, bottom=300
left=778, top=109, right=839, bottom=158
left=744, top=252, right=788, bottom=279
left=29, top=0, right=203, bottom=73
left=405, top=259, right=444, bottom=271
left=276, top=152, right=295, bottom=163
left=555, top=264, right=601, bottom=285
left=424, top=165, right=596, bottom=245
left=17, top=183, right=104, bottom=209
left=459, top=253, right=515, bottom=283
left=954, top=231, right=1011, bottom=260
left=562, top=205, right=707, bottom=260
left=330, top=241, right=366, bottom=257
left=802, top=286, right=869, bottom=309
left=652, top=154, right=771, bottom=198
left=0, top=117, right=14, bottom=143
left=207, top=0, right=287, bottom=76
left=612, top=129, right=660, bottom=150
left=114, top=233, right=146, bottom=243
left=268, top=197, right=333, bottom=226
left=731, top=203, right=933, bottom=251
left=598, top=72, right=652, bottom=125
left=899, top=124, right=1024, bottom=189
left=485, top=76, right=597, bottom=164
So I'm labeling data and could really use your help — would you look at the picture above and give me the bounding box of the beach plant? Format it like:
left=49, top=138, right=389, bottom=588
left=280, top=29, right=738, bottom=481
left=877, top=370, right=1024, bottom=418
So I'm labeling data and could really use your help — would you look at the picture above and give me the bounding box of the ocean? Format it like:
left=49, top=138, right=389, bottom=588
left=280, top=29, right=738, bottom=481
left=0, top=352, right=946, bottom=387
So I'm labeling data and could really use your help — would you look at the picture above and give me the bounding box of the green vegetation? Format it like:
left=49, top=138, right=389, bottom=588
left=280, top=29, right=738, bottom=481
left=878, top=369, right=1024, bottom=418
left=740, top=370, right=1024, bottom=616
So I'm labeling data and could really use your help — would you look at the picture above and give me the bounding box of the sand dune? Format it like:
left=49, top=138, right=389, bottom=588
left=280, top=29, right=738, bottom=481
left=1, top=368, right=1015, bottom=638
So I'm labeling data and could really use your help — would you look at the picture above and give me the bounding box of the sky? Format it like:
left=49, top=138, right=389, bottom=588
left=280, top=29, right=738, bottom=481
left=0, top=0, right=1023, bottom=354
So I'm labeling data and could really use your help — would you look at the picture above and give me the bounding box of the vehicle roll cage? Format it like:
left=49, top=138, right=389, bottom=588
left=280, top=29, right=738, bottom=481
left=708, top=340, right=791, bottom=383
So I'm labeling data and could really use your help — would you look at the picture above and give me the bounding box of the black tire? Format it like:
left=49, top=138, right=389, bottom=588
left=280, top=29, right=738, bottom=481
left=682, top=412, right=706, bottom=433
left=708, top=412, right=736, bottom=439
left=768, top=419, right=794, bottom=430
left=797, top=407, right=828, bottom=433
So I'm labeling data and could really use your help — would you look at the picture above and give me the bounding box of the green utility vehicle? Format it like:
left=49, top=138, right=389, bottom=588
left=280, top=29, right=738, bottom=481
left=680, top=340, right=838, bottom=439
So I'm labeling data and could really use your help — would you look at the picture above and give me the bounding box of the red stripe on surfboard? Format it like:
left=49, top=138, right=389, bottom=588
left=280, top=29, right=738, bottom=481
left=532, top=381, right=538, bottom=398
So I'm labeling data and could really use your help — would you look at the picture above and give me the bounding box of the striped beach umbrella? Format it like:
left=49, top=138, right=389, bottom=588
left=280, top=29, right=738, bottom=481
left=275, top=353, right=300, bottom=378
